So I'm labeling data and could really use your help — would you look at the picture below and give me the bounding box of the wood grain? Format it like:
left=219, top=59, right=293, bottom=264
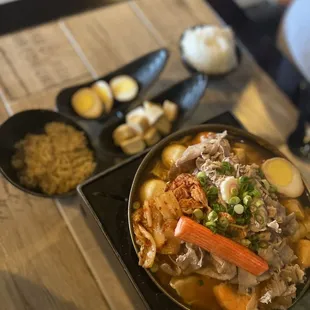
left=133, top=0, right=221, bottom=45
left=0, top=178, right=109, bottom=310
left=0, top=95, right=9, bottom=123
left=9, top=76, right=91, bottom=114
left=0, top=22, right=89, bottom=100
left=64, top=3, right=159, bottom=77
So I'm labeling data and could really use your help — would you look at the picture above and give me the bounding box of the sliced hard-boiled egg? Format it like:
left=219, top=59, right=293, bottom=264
left=92, top=80, right=114, bottom=113
left=71, top=87, right=103, bottom=119
left=110, top=75, right=139, bottom=102
left=262, top=157, right=304, bottom=198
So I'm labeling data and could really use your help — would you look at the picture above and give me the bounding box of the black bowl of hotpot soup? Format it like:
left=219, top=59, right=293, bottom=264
left=128, top=124, right=310, bottom=310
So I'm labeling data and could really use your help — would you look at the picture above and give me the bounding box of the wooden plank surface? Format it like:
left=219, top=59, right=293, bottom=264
left=9, top=76, right=91, bottom=114
left=0, top=22, right=89, bottom=100
left=0, top=23, right=109, bottom=310
left=0, top=1, right=310, bottom=310
left=0, top=176, right=109, bottom=310
left=64, top=3, right=159, bottom=77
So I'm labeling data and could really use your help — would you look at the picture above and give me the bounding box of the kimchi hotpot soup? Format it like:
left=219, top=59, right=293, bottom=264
left=129, top=126, right=310, bottom=310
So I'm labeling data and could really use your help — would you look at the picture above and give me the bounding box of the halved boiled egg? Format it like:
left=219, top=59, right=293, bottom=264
left=71, top=87, right=103, bottom=119
left=110, top=75, right=138, bottom=102
left=262, top=157, right=304, bottom=198
left=92, top=80, right=114, bottom=113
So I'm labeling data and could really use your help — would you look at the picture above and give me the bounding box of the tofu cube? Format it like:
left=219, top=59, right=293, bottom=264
left=127, top=115, right=149, bottom=134
left=143, top=101, right=164, bottom=125
left=154, top=115, right=172, bottom=135
left=120, top=136, right=145, bottom=155
left=112, top=124, right=137, bottom=146
left=163, top=100, right=178, bottom=122
left=126, top=106, right=146, bottom=123
left=143, top=127, right=161, bottom=146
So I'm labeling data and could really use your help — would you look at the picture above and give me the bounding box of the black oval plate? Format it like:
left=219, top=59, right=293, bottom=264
left=98, top=73, right=208, bottom=158
left=0, top=109, right=97, bottom=198
left=56, top=48, right=169, bottom=122
left=179, top=24, right=241, bottom=79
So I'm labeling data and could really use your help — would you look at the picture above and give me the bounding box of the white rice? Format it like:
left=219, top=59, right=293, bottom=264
left=181, top=25, right=238, bottom=74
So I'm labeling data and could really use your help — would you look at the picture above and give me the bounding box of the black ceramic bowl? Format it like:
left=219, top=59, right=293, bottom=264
left=128, top=124, right=310, bottom=310
left=0, top=109, right=97, bottom=198
left=179, top=24, right=242, bottom=78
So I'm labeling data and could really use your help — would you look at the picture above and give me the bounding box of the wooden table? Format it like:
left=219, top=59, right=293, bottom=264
left=0, top=1, right=309, bottom=309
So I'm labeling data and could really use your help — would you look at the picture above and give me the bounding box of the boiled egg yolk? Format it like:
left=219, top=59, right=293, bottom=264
left=110, top=75, right=138, bottom=102
left=262, top=157, right=304, bottom=198
left=71, top=88, right=103, bottom=119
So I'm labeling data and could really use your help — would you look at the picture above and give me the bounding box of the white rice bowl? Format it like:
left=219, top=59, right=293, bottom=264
left=181, top=25, right=238, bottom=75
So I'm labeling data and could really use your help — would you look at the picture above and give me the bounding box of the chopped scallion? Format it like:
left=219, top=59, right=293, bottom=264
left=259, top=241, right=268, bottom=249
left=208, top=210, right=218, bottom=222
left=239, top=176, right=249, bottom=184
left=236, top=217, right=246, bottom=225
left=240, top=239, right=251, bottom=247
left=234, top=204, right=244, bottom=215
left=193, top=208, right=204, bottom=220
left=262, top=179, right=270, bottom=190
left=133, top=201, right=141, bottom=210
left=218, top=216, right=229, bottom=229
left=217, top=162, right=234, bottom=175
left=212, top=203, right=226, bottom=213
left=229, top=196, right=241, bottom=205
left=197, top=171, right=207, bottom=186
left=243, top=195, right=252, bottom=206
left=251, top=189, right=261, bottom=198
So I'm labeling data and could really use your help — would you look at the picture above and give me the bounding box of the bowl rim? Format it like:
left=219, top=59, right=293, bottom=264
left=128, top=124, right=310, bottom=309
left=0, top=109, right=98, bottom=199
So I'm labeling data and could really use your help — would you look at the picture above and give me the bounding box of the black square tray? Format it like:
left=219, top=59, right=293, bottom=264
left=78, top=112, right=243, bottom=309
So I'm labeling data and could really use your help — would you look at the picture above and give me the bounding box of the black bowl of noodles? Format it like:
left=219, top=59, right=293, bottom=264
left=0, top=109, right=97, bottom=198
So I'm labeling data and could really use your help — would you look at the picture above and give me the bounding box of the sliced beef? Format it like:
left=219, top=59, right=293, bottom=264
left=280, top=264, right=305, bottom=283
left=258, top=240, right=296, bottom=270
left=169, top=159, right=196, bottom=180
left=259, top=246, right=282, bottom=270
left=282, top=213, right=299, bottom=236
left=264, top=197, right=286, bottom=223
left=197, top=254, right=237, bottom=281
left=277, top=241, right=297, bottom=265
left=176, top=131, right=230, bottom=168
left=160, top=262, right=181, bottom=276
left=249, top=206, right=268, bottom=232
left=237, top=268, right=259, bottom=294
left=170, top=243, right=204, bottom=275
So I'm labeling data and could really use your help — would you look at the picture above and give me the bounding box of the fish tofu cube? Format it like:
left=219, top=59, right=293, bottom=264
left=163, top=100, right=178, bottom=122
